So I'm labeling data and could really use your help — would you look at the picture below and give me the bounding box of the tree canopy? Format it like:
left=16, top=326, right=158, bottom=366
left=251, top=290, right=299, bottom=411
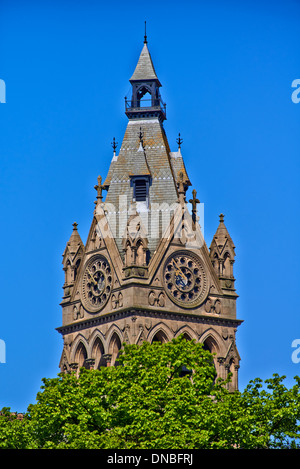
left=1, top=336, right=300, bottom=449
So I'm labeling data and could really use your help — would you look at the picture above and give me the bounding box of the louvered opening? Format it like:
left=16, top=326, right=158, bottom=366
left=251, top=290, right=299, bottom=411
left=135, top=179, right=147, bottom=201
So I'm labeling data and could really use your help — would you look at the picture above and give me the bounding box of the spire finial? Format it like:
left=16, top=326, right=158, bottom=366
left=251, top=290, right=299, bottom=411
left=144, top=21, right=147, bottom=44
left=219, top=213, right=225, bottom=223
left=111, top=137, right=118, bottom=153
left=189, top=189, right=200, bottom=230
left=139, top=127, right=144, bottom=145
left=177, top=171, right=186, bottom=205
left=176, top=132, right=183, bottom=149
left=94, top=175, right=104, bottom=206
left=189, top=189, right=200, bottom=211
left=72, top=222, right=78, bottom=231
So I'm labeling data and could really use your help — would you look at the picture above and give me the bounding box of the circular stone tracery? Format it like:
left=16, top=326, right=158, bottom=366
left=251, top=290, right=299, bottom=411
left=163, top=251, right=208, bottom=308
left=81, top=255, right=112, bottom=313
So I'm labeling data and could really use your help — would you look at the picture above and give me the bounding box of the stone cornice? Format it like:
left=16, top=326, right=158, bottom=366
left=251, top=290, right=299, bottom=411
left=56, top=307, right=243, bottom=336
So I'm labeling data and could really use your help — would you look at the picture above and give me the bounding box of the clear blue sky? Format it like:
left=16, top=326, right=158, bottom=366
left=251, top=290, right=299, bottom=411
left=0, top=0, right=299, bottom=411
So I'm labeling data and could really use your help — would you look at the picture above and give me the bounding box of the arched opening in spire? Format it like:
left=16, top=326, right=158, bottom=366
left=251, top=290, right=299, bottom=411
left=137, top=85, right=152, bottom=108
left=223, top=252, right=232, bottom=278
left=136, top=239, right=146, bottom=266
left=65, top=259, right=72, bottom=284
left=74, top=258, right=81, bottom=281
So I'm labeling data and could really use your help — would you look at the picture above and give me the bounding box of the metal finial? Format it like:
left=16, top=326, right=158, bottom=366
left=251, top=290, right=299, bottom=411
left=144, top=21, right=147, bottom=44
left=176, top=133, right=183, bottom=149
left=111, top=137, right=118, bottom=152
left=139, top=127, right=144, bottom=144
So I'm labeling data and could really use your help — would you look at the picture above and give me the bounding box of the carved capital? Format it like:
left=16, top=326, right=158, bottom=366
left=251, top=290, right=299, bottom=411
left=85, top=358, right=95, bottom=370
left=217, top=357, right=226, bottom=365
left=69, top=363, right=79, bottom=372
left=103, top=353, right=112, bottom=366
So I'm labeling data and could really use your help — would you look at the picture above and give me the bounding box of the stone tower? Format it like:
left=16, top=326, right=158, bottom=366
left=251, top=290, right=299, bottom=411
left=57, top=35, right=242, bottom=390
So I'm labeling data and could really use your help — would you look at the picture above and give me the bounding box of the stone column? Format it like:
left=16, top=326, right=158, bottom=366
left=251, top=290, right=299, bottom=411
left=217, top=357, right=226, bottom=381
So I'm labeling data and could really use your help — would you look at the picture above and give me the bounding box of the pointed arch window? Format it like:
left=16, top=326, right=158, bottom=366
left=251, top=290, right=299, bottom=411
left=92, top=337, right=106, bottom=369
left=137, top=86, right=152, bottom=107
left=109, top=332, right=122, bottom=366
left=223, top=252, right=232, bottom=278
left=151, top=330, right=168, bottom=344
left=74, top=258, right=81, bottom=281
left=75, top=342, right=88, bottom=370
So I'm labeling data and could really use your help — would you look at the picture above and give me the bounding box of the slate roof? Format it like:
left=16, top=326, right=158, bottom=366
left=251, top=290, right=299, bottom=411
left=102, top=42, right=191, bottom=260
left=169, top=148, right=191, bottom=188
left=103, top=117, right=192, bottom=259
left=129, top=43, right=160, bottom=83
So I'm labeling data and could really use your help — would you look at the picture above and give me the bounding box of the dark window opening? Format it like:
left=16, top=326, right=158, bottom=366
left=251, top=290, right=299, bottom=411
left=137, top=87, right=152, bottom=107
left=74, top=258, right=81, bottom=280
left=135, top=179, right=147, bottom=202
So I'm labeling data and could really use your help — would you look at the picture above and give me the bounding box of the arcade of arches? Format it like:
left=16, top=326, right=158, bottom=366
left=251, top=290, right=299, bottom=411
left=66, top=325, right=238, bottom=390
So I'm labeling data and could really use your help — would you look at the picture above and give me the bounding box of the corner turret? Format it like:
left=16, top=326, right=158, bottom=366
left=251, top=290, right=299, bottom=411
left=209, top=214, right=236, bottom=291
left=62, top=222, right=85, bottom=299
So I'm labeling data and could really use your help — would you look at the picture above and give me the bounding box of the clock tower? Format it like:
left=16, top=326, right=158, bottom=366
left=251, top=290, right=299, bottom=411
left=57, top=34, right=242, bottom=390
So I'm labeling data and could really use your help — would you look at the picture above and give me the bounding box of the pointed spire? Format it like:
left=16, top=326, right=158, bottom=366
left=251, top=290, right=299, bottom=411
left=129, top=41, right=160, bottom=83
left=64, top=222, right=84, bottom=257
left=62, top=223, right=85, bottom=296
left=209, top=214, right=236, bottom=284
left=209, top=214, right=235, bottom=257
left=215, top=214, right=234, bottom=246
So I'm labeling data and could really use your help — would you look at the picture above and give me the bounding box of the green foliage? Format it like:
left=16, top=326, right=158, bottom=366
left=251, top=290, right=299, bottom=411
left=0, top=408, right=30, bottom=449
left=1, top=336, right=300, bottom=448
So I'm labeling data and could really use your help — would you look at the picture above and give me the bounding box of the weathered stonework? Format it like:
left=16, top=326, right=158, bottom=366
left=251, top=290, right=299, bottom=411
left=57, top=38, right=242, bottom=391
